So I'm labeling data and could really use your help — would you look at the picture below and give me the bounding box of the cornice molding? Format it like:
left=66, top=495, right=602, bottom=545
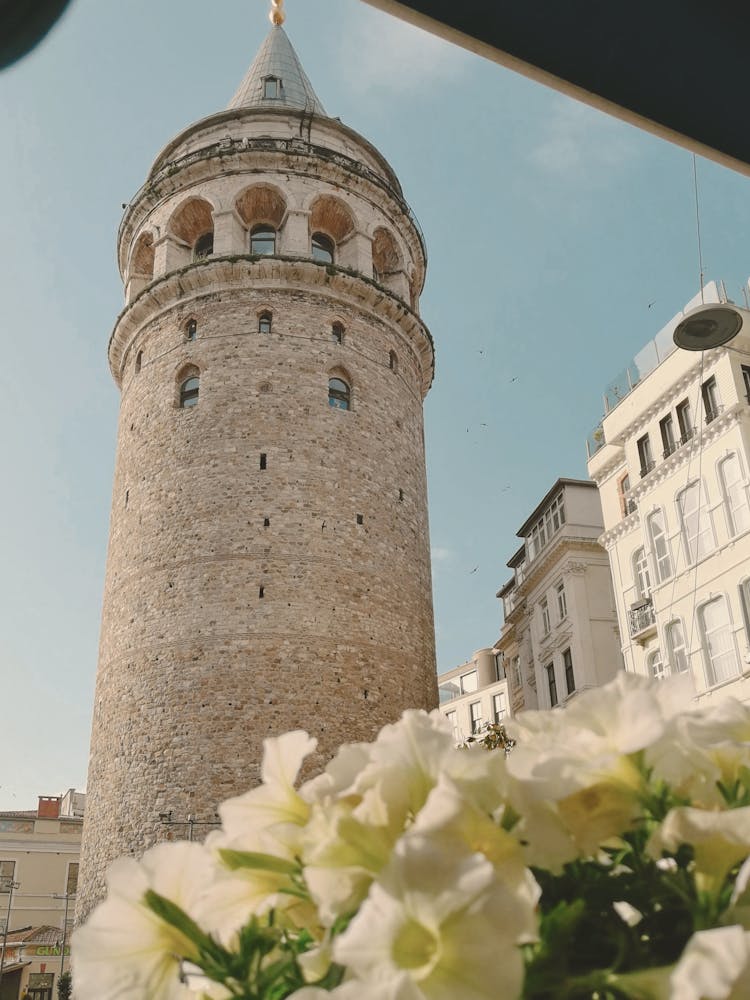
left=108, top=255, right=435, bottom=397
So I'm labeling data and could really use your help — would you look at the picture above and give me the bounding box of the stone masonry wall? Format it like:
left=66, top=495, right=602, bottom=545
left=77, top=273, right=437, bottom=918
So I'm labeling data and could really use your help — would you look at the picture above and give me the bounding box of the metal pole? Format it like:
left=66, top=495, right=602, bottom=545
left=59, top=891, right=72, bottom=984
left=0, top=879, right=19, bottom=988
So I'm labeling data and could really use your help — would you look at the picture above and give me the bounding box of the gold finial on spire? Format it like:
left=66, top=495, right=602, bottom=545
left=269, top=0, right=285, bottom=25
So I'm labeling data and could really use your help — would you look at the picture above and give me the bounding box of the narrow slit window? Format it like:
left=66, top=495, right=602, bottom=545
left=263, top=517, right=270, bottom=527
left=179, top=376, right=200, bottom=408
left=356, top=514, right=364, bottom=525
left=185, top=319, right=197, bottom=341
left=260, top=453, right=267, bottom=470
left=389, top=350, right=398, bottom=372
left=331, top=322, right=344, bottom=345
left=135, top=350, right=143, bottom=373
left=259, top=585, right=265, bottom=599
left=258, top=311, right=272, bottom=335
left=328, top=377, right=350, bottom=410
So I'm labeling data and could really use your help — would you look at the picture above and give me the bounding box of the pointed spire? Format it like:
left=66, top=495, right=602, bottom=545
left=228, top=25, right=326, bottom=117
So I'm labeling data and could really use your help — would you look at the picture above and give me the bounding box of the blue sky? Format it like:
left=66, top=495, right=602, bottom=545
left=1, top=0, right=750, bottom=809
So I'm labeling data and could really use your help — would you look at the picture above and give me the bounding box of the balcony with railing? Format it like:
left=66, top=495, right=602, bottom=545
left=705, top=404, right=724, bottom=425
left=628, top=597, right=657, bottom=641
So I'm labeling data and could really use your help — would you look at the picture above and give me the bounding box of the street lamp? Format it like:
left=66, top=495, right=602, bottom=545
left=0, top=877, right=20, bottom=989
left=157, top=812, right=220, bottom=842
left=673, top=302, right=748, bottom=351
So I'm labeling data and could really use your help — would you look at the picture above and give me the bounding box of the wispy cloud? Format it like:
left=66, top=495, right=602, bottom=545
left=338, top=7, right=469, bottom=100
left=528, top=97, right=639, bottom=181
left=431, top=546, right=453, bottom=564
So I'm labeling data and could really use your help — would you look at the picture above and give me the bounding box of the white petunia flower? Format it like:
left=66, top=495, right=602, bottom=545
left=668, top=925, right=750, bottom=999
left=647, top=806, right=750, bottom=897
left=218, top=729, right=316, bottom=852
left=503, top=672, right=695, bottom=858
left=72, top=842, right=213, bottom=1000
left=333, top=836, right=531, bottom=1000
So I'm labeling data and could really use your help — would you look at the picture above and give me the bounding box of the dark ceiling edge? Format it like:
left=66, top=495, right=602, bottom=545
left=360, top=0, right=750, bottom=179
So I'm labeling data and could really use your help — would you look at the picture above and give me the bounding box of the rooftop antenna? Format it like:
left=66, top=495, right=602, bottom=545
left=270, top=0, right=285, bottom=25
left=673, top=153, right=748, bottom=350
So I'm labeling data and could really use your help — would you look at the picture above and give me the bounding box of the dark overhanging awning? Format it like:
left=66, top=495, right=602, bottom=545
left=360, top=0, right=750, bottom=177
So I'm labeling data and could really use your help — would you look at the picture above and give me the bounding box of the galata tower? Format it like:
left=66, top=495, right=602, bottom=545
left=77, top=10, right=437, bottom=918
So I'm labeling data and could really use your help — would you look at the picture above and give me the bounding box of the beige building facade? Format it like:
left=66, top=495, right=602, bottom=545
left=78, top=25, right=438, bottom=918
left=494, top=479, right=623, bottom=711
left=437, top=647, right=509, bottom=743
left=0, top=793, right=82, bottom=1000
left=587, top=282, right=750, bottom=705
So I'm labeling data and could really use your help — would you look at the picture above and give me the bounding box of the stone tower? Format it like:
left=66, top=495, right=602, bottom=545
left=77, top=21, right=437, bottom=918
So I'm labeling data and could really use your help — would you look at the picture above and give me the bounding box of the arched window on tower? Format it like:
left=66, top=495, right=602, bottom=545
left=331, top=322, right=344, bottom=345
left=179, top=372, right=200, bottom=408
left=328, top=377, right=350, bottom=411
left=135, top=350, right=143, bottom=374
left=250, top=225, right=276, bottom=256
left=193, top=232, right=213, bottom=260
left=312, top=232, right=334, bottom=264
left=258, top=311, right=272, bottom=335
left=389, top=350, right=398, bottom=372
left=185, top=319, right=197, bottom=341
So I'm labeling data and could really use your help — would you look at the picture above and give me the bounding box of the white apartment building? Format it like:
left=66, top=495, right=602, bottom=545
left=494, top=479, right=623, bottom=712
left=438, top=481, right=623, bottom=733
left=587, top=281, right=750, bottom=704
left=438, top=647, right=509, bottom=742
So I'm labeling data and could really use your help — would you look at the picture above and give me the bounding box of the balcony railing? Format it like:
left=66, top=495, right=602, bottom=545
left=679, top=427, right=694, bottom=447
left=639, top=460, right=655, bottom=478
left=622, top=497, right=637, bottom=516
left=629, top=598, right=656, bottom=638
left=705, top=404, right=724, bottom=425
left=662, top=441, right=677, bottom=459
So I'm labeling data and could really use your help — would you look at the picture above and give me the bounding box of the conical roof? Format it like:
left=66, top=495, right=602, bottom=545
left=228, top=25, right=326, bottom=116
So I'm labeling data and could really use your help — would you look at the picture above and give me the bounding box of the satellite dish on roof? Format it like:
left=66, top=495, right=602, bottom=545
left=673, top=302, right=747, bottom=351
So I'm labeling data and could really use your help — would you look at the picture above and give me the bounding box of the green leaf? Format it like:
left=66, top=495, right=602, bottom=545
left=143, top=890, right=215, bottom=956
left=219, top=849, right=299, bottom=876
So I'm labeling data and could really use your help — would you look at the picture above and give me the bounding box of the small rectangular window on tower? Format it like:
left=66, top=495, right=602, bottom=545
left=259, top=585, right=265, bottom=599
left=263, top=517, right=270, bottom=528
left=356, top=514, right=364, bottom=525
left=260, top=453, right=267, bottom=470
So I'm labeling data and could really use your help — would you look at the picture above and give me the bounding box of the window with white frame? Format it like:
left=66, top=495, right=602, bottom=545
left=665, top=619, right=689, bottom=674
left=561, top=648, right=574, bottom=695
left=460, top=670, right=478, bottom=694
left=526, top=493, right=565, bottom=559
left=678, top=481, right=714, bottom=563
left=699, top=596, right=740, bottom=686
left=492, top=692, right=506, bottom=723
left=719, top=453, right=750, bottom=537
left=739, top=579, right=750, bottom=647
left=540, top=597, right=551, bottom=635
left=556, top=580, right=567, bottom=620
left=633, top=547, right=651, bottom=599
left=469, top=701, right=482, bottom=734
left=546, top=663, right=558, bottom=707
left=511, top=657, right=522, bottom=689
left=0, top=860, right=15, bottom=891
left=445, top=710, right=458, bottom=741
left=647, top=509, right=672, bottom=583
left=648, top=649, right=668, bottom=681
left=66, top=861, right=79, bottom=896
